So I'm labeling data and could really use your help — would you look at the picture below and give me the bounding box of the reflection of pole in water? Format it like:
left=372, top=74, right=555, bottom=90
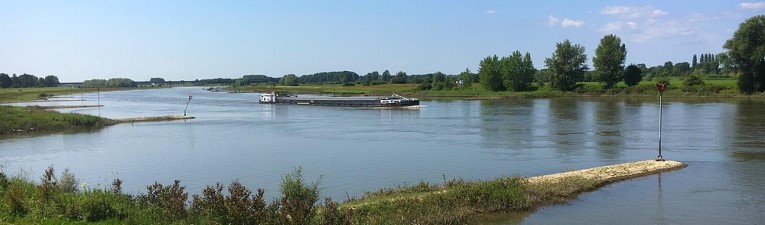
left=656, top=172, right=666, bottom=224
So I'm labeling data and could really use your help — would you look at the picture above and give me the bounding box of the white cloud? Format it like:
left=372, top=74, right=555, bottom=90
left=485, top=10, right=497, bottom=14
left=548, top=15, right=584, bottom=28
left=739, top=2, right=765, bottom=10
left=652, top=9, right=667, bottom=16
left=599, top=22, right=623, bottom=32
left=561, top=18, right=585, bottom=28
left=598, top=21, right=638, bottom=33
left=547, top=15, right=560, bottom=26
left=633, top=20, right=695, bottom=42
left=601, top=5, right=667, bottom=19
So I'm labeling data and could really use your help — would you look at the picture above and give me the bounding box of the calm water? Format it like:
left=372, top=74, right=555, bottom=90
left=2, top=87, right=764, bottom=224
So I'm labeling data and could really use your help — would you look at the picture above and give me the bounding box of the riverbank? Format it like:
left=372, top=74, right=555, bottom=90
left=0, top=160, right=685, bottom=224
left=230, top=78, right=765, bottom=99
left=0, top=105, right=194, bottom=137
left=341, top=160, right=686, bottom=224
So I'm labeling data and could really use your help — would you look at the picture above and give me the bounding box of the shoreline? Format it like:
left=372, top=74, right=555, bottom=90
left=342, top=160, right=687, bottom=224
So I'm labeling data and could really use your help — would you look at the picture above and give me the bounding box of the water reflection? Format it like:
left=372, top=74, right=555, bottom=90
left=594, top=99, right=624, bottom=160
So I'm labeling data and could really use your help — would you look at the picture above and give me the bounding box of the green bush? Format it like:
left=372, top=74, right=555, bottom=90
left=139, top=180, right=188, bottom=221
left=280, top=167, right=321, bottom=225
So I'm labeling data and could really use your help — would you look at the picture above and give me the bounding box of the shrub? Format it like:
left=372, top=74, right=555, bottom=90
left=140, top=180, right=188, bottom=221
left=683, top=74, right=705, bottom=87
left=4, top=184, right=28, bottom=216
left=418, top=83, right=432, bottom=90
left=80, top=193, right=116, bottom=222
left=112, top=178, right=122, bottom=194
left=319, top=198, right=352, bottom=225
left=58, top=168, right=79, bottom=193
left=0, top=169, right=8, bottom=189
left=280, top=167, right=321, bottom=225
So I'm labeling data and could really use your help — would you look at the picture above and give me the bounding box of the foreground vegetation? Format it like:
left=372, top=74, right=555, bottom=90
left=1, top=161, right=684, bottom=224
left=0, top=167, right=598, bottom=224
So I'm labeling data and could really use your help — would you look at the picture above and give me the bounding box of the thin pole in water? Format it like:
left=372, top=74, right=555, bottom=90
left=184, top=95, right=192, bottom=116
left=656, top=83, right=666, bottom=161
left=97, top=88, right=101, bottom=117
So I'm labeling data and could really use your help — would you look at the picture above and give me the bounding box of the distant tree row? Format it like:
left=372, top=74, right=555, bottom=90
left=297, top=71, right=359, bottom=84
left=0, top=73, right=59, bottom=88
left=82, top=78, right=136, bottom=88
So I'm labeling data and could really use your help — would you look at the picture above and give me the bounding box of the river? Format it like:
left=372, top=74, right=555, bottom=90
left=1, top=87, right=763, bottom=224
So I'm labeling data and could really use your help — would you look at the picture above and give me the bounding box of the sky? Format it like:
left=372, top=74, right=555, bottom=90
left=1, top=1, right=764, bottom=82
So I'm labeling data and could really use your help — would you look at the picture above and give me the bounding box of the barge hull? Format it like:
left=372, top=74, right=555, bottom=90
left=267, top=98, right=419, bottom=107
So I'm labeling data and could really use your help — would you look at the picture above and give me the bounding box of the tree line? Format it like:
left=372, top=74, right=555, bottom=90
left=0, top=73, right=60, bottom=88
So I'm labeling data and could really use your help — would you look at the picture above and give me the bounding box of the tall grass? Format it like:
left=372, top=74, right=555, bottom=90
left=0, top=106, right=114, bottom=136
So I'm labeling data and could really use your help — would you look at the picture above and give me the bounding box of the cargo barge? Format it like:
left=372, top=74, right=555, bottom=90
left=259, top=92, right=419, bottom=107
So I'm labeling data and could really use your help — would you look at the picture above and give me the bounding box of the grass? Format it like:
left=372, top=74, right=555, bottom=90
left=0, top=105, right=114, bottom=136
left=338, top=177, right=600, bottom=224
left=0, top=86, right=166, bottom=103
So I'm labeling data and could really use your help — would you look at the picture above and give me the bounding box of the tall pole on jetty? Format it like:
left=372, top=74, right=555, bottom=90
left=655, top=83, right=667, bottom=161
left=184, top=95, right=192, bottom=116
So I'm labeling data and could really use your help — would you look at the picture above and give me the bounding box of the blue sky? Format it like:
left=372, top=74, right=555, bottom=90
left=1, top=1, right=763, bottom=82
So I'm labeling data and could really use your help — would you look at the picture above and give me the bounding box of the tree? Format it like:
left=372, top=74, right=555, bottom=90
left=44, top=75, right=60, bottom=87
left=724, top=15, right=765, bottom=94
left=692, top=54, right=698, bottom=70
left=432, top=71, right=446, bottom=83
left=381, top=70, right=391, bottom=82
left=11, top=74, right=19, bottom=88
left=500, top=51, right=535, bottom=91
left=593, top=34, right=627, bottom=89
left=280, top=74, right=298, bottom=86
left=673, top=62, right=691, bottom=76
left=545, top=40, right=588, bottom=91
left=717, top=52, right=736, bottom=75
left=391, top=71, right=407, bottom=84
left=458, top=68, right=473, bottom=87
left=0, top=73, right=11, bottom=88
left=479, top=55, right=502, bottom=91
left=150, top=78, right=166, bottom=83
left=663, top=61, right=674, bottom=75
left=17, top=74, right=38, bottom=88
left=624, top=65, right=642, bottom=86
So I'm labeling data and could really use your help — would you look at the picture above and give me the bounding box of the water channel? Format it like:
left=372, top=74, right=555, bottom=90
left=1, top=87, right=763, bottom=224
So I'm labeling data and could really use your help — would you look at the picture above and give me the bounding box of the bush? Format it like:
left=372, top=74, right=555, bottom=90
left=319, top=198, right=352, bottom=225
left=58, top=168, right=79, bottom=193
left=4, top=184, right=28, bottom=216
left=139, top=180, right=188, bottom=221
left=683, top=74, right=705, bottom=87
left=280, top=167, right=321, bottom=225
left=418, top=83, right=432, bottom=90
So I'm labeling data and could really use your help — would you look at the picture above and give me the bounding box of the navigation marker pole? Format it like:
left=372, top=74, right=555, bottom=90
left=184, top=95, right=192, bottom=116
left=656, top=83, right=667, bottom=161
left=97, top=88, right=101, bottom=117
